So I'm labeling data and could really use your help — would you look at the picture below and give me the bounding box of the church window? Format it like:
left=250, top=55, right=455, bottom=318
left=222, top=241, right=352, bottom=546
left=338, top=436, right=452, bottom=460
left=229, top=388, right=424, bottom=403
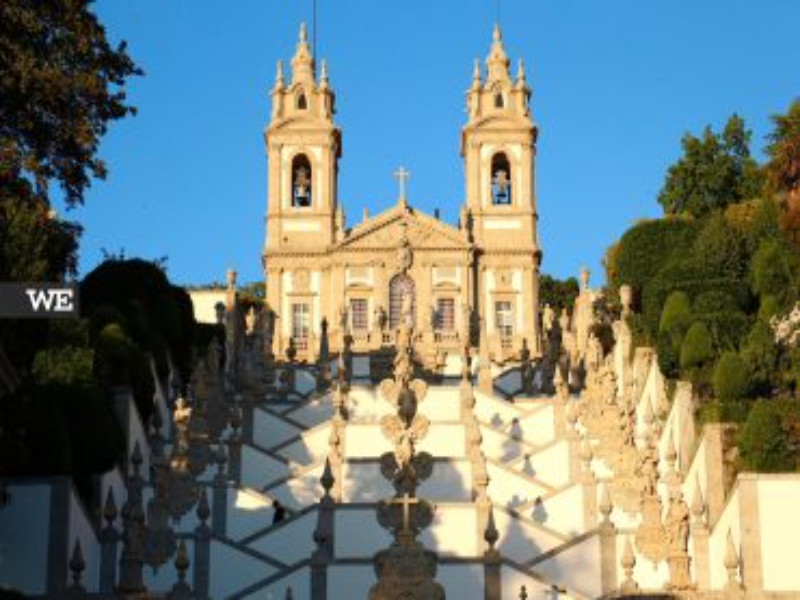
left=291, top=303, right=310, bottom=350
left=291, top=154, right=312, bottom=208
left=350, top=298, right=369, bottom=332
left=435, top=298, right=455, bottom=332
left=389, top=274, right=415, bottom=330
left=495, top=301, right=514, bottom=339
left=494, top=92, right=504, bottom=109
left=297, top=93, right=308, bottom=110
left=491, top=153, right=512, bottom=205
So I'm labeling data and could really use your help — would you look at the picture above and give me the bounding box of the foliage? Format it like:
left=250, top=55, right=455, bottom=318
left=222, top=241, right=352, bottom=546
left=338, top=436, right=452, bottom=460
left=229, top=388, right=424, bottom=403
left=713, top=352, right=751, bottom=403
left=764, top=99, right=800, bottom=198
left=680, top=322, right=714, bottom=370
left=738, top=399, right=799, bottom=472
left=238, top=281, right=266, bottom=310
left=740, top=319, right=780, bottom=396
left=81, top=258, right=196, bottom=380
left=0, top=0, right=141, bottom=208
left=657, top=115, right=764, bottom=217
left=539, top=275, right=580, bottom=312
left=32, top=346, right=94, bottom=387
left=659, top=291, right=692, bottom=341
left=750, top=238, right=798, bottom=308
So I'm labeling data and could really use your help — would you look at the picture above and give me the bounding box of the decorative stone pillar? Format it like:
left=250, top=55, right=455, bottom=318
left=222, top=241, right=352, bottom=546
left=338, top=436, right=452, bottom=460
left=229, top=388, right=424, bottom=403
left=212, top=445, right=228, bottom=537
left=311, top=459, right=336, bottom=600
left=193, top=488, right=212, bottom=599
left=483, top=506, right=501, bottom=600
left=99, top=488, right=120, bottom=593
left=597, top=483, right=618, bottom=594
left=619, top=535, right=639, bottom=595
left=226, top=406, right=243, bottom=486
left=67, top=539, right=87, bottom=596
left=690, top=479, right=710, bottom=590
left=117, top=443, right=147, bottom=595
left=580, top=436, right=598, bottom=530
left=477, top=317, right=493, bottom=396
left=167, top=540, right=193, bottom=600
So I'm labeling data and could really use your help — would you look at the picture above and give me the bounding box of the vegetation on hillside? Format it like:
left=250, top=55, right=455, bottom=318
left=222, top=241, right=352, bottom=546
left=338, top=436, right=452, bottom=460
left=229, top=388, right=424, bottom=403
left=605, top=106, right=800, bottom=472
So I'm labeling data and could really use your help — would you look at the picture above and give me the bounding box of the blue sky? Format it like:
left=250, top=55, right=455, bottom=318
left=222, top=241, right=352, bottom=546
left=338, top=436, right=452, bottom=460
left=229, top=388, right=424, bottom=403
left=68, top=0, right=800, bottom=286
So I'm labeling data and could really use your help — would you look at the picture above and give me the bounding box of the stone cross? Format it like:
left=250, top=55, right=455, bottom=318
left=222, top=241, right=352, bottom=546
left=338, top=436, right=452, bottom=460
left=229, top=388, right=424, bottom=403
left=395, top=492, right=419, bottom=537
left=393, top=166, right=411, bottom=201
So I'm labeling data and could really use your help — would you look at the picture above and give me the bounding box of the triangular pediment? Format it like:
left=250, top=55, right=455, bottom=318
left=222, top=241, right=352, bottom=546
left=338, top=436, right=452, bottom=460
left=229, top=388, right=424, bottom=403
left=334, top=204, right=470, bottom=251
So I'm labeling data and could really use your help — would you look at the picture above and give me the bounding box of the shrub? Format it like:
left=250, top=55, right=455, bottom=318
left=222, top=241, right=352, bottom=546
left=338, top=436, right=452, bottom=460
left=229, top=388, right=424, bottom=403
left=680, top=322, right=714, bottom=370
left=32, top=346, right=94, bottom=387
left=713, top=352, right=751, bottom=402
left=751, top=239, right=797, bottom=307
left=738, top=399, right=798, bottom=472
left=741, top=320, right=780, bottom=396
left=657, top=332, right=679, bottom=379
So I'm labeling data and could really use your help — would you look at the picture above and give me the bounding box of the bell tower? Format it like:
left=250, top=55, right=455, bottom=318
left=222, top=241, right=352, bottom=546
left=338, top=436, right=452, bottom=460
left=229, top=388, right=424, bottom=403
left=461, top=25, right=542, bottom=356
left=264, top=23, right=342, bottom=253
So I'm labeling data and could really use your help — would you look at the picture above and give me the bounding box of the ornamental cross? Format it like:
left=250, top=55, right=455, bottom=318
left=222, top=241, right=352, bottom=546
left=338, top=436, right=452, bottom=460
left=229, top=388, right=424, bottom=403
left=395, top=492, right=419, bottom=536
left=393, top=166, right=411, bottom=201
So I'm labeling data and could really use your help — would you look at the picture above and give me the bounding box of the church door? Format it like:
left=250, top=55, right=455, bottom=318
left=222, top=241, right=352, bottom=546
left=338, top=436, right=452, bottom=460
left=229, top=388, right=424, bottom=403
left=389, top=274, right=415, bottom=330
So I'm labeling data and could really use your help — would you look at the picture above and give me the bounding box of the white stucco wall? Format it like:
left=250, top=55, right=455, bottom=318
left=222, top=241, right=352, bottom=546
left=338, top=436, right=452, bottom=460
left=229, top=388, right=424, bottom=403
left=757, top=476, right=800, bottom=592
left=0, top=484, right=51, bottom=595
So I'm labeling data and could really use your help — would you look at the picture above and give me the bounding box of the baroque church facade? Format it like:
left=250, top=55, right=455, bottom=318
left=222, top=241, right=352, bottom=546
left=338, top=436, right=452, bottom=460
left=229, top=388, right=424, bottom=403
left=263, top=24, right=542, bottom=364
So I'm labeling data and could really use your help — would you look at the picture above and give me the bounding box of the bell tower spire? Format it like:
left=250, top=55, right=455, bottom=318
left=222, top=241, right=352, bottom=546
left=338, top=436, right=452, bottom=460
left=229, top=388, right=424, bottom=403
left=264, top=22, right=342, bottom=255
left=460, top=24, right=542, bottom=356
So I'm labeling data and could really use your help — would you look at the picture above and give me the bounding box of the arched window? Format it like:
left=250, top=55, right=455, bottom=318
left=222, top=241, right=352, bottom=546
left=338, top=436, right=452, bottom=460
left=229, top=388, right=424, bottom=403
left=491, top=153, right=512, bottom=205
left=389, top=274, right=415, bottom=330
left=297, top=93, right=308, bottom=110
left=291, top=154, right=312, bottom=208
left=494, top=92, right=504, bottom=109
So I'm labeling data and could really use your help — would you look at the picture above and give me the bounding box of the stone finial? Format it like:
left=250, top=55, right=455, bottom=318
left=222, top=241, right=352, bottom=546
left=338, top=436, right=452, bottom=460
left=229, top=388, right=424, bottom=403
left=516, top=58, right=526, bottom=86
left=691, top=474, right=706, bottom=525
left=484, top=504, right=499, bottom=550
left=471, top=59, right=481, bottom=88
left=725, top=529, right=742, bottom=590
left=320, top=457, right=335, bottom=495
left=642, top=398, right=654, bottom=427
left=580, top=437, right=593, bottom=465
left=620, top=535, right=639, bottom=593
left=275, top=60, right=284, bottom=88
left=565, top=399, right=578, bottom=429
left=319, top=59, right=329, bottom=87
left=103, top=487, right=118, bottom=528
left=598, top=483, right=613, bottom=524
left=215, top=444, right=228, bottom=475
left=519, top=585, right=528, bottom=600
left=168, top=540, right=192, bottom=599
left=68, top=539, right=86, bottom=591
left=619, top=284, right=633, bottom=315
left=579, top=267, right=590, bottom=292
left=131, top=440, right=143, bottom=475
left=196, top=488, right=210, bottom=524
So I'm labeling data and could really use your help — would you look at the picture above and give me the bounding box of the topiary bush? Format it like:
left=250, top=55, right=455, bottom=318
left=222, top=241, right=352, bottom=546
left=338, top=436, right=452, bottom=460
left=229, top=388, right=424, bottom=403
left=680, top=321, right=714, bottom=370
left=713, top=352, right=751, bottom=402
left=738, top=399, right=798, bottom=472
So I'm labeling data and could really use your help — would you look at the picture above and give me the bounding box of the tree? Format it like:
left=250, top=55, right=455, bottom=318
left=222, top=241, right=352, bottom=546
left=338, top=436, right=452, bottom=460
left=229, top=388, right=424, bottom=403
left=764, top=99, right=800, bottom=200
left=539, top=274, right=580, bottom=312
left=657, top=115, right=764, bottom=217
left=0, top=0, right=141, bottom=208
left=680, top=322, right=714, bottom=370
left=738, top=399, right=798, bottom=472
left=713, top=352, right=751, bottom=403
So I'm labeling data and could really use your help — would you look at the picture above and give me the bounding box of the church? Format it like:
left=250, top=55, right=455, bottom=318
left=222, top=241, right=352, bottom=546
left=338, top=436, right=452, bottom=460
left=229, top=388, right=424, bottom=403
left=263, top=23, right=542, bottom=365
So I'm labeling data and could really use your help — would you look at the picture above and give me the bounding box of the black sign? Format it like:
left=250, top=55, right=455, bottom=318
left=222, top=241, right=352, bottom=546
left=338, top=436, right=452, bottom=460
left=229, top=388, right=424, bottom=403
left=0, top=283, right=79, bottom=318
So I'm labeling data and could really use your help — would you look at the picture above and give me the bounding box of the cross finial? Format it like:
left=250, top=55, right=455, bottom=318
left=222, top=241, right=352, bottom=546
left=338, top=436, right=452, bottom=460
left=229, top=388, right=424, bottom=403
left=393, top=166, right=411, bottom=203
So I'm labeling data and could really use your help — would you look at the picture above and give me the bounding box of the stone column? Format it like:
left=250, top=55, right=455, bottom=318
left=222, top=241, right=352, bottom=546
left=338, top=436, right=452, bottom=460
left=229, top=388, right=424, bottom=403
left=99, top=488, right=120, bottom=593
left=703, top=424, right=729, bottom=525
left=477, top=317, right=493, bottom=396
left=193, top=489, right=212, bottom=599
